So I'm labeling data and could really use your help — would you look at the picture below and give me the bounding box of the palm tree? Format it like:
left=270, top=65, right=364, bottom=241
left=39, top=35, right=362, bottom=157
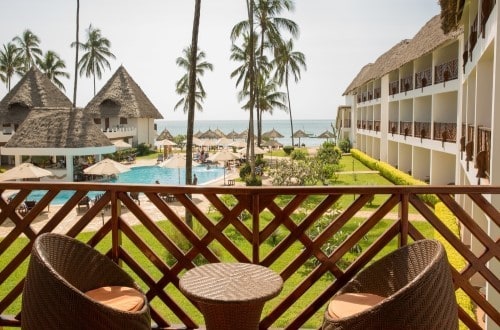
left=184, top=0, right=202, bottom=227
left=231, top=0, right=298, bottom=146
left=273, top=38, right=306, bottom=147
left=12, top=29, right=43, bottom=73
left=174, top=46, right=213, bottom=113
left=37, top=50, right=70, bottom=91
left=72, top=24, right=115, bottom=95
left=238, top=73, right=287, bottom=141
left=73, top=0, right=80, bottom=107
left=0, top=42, right=23, bottom=91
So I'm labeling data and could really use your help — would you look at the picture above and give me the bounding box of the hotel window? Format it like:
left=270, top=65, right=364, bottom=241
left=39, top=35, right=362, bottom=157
left=120, top=117, right=127, bottom=125
left=94, top=118, right=101, bottom=124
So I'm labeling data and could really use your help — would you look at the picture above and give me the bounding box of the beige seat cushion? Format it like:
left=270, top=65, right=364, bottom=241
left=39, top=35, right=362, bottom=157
left=328, top=292, right=385, bottom=319
left=85, top=286, right=144, bottom=312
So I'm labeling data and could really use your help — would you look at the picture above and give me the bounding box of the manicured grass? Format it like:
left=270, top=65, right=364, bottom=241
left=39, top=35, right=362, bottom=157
left=338, top=154, right=372, bottom=172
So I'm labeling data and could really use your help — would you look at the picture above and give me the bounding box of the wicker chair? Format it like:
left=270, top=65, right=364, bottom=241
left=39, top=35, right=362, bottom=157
left=322, top=239, right=458, bottom=330
left=21, top=233, right=151, bottom=330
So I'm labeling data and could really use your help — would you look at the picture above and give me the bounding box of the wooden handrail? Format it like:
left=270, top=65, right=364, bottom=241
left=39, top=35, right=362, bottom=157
left=0, top=182, right=499, bottom=328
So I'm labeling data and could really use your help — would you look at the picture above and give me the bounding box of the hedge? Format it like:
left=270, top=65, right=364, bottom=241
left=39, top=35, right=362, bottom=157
left=435, top=203, right=477, bottom=328
left=350, top=149, right=439, bottom=205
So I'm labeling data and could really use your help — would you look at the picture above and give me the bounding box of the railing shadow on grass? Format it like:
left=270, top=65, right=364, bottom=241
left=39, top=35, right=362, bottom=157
left=0, top=182, right=498, bottom=329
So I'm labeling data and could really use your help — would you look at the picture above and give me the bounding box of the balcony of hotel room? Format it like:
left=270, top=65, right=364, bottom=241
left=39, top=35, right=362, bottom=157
left=335, top=106, right=352, bottom=141
left=0, top=182, right=498, bottom=329
left=459, top=0, right=496, bottom=187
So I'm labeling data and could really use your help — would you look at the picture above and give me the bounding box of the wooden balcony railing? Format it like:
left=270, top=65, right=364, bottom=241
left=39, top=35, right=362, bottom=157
left=415, top=68, right=432, bottom=90
left=477, top=126, right=491, bottom=178
left=0, top=182, right=499, bottom=329
left=435, top=58, right=459, bottom=84
left=373, top=120, right=381, bottom=132
left=374, top=87, right=381, bottom=99
left=389, top=121, right=398, bottom=135
left=470, top=15, right=478, bottom=59
left=400, top=75, right=413, bottom=94
left=433, top=122, right=457, bottom=143
left=400, top=121, right=413, bottom=137
left=389, top=80, right=399, bottom=96
left=414, top=121, right=431, bottom=140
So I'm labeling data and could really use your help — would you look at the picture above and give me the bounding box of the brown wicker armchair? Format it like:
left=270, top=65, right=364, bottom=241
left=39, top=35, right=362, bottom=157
left=21, top=233, right=151, bottom=330
left=322, top=239, right=458, bottom=330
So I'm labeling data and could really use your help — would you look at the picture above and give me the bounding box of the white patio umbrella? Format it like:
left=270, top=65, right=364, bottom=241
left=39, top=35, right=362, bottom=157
left=83, top=158, right=130, bottom=176
left=159, top=139, right=177, bottom=146
left=228, top=140, right=246, bottom=148
left=207, top=150, right=239, bottom=185
left=0, top=163, right=54, bottom=181
left=238, top=146, right=266, bottom=155
left=159, top=155, right=196, bottom=184
left=217, top=137, right=232, bottom=147
left=112, top=140, right=132, bottom=150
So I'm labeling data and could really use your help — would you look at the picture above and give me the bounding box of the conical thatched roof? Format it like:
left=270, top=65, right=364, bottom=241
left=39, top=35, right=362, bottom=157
left=0, top=67, right=72, bottom=124
left=343, top=15, right=462, bottom=95
left=85, top=65, right=163, bottom=119
left=5, top=107, right=112, bottom=148
left=156, top=128, right=174, bottom=141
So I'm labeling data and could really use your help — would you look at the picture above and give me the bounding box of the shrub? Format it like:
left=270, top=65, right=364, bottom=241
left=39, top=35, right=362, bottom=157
left=338, top=138, right=351, bottom=153
left=291, top=149, right=307, bottom=160
left=245, top=175, right=262, bottom=186
left=135, top=143, right=153, bottom=156
left=239, top=163, right=251, bottom=179
left=283, top=146, right=294, bottom=155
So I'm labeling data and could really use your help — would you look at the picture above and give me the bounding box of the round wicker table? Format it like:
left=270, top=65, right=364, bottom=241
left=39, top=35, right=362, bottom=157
left=179, top=262, right=283, bottom=330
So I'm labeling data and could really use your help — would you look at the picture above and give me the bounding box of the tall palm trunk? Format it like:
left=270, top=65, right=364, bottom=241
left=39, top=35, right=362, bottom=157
left=246, top=0, right=256, bottom=179
left=72, top=0, right=79, bottom=107
left=185, top=0, right=201, bottom=227
left=286, top=70, right=294, bottom=147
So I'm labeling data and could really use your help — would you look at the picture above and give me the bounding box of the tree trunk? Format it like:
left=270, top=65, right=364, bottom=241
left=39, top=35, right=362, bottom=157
left=93, top=73, right=96, bottom=96
left=73, top=0, right=79, bottom=108
left=286, top=71, right=294, bottom=147
left=246, top=0, right=256, bottom=179
left=185, top=0, right=201, bottom=227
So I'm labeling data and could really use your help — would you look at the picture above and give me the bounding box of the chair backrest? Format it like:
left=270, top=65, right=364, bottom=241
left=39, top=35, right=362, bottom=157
left=22, top=233, right=151, bottom=330
left=323, top=239, right=458, bottom=330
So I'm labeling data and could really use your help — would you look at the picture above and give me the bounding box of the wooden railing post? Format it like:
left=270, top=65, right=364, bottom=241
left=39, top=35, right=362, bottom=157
left=252, top=191, right=260, bottom=264
left=111, top=190, right=121, bottom=264
left=399, top=192, right=409, bottom=247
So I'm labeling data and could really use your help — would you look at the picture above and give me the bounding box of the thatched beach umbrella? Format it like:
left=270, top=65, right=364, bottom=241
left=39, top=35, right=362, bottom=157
left=229, top=140, right=246, bottom=148
left=159, top=155, right=192, bottom=184
left=262, top=140, right=283, bottom=149
left=238, top=146, right=266, bottom=155
left=262, top=128, right=284, bottom=139
left=199, top=129, right=219, bottom=139
left=208, top=150, right=239, bottom=185
left=318, top=130, right=336, bottom=141
left=112, top=140, right=132, bottom=150
left=194, top=130, right=203, bottom=138
left=214, top=128, right=226, bottom=138
left=293, top=129, right=309, bottom=146
left=226, top=129, right=239, bottom=140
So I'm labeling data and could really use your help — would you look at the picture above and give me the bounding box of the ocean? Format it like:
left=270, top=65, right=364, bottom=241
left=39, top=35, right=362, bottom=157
left=155, top=119, right=334, bottom=147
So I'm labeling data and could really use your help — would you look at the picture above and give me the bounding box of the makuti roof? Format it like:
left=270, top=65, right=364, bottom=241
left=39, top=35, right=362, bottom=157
left=85, top=65, right=163, bottom=119
left=0, top=67, right=72, bottom=124
left=343, top=15, right=462, bottom=95
left=5, top=107, right=112, bottom=149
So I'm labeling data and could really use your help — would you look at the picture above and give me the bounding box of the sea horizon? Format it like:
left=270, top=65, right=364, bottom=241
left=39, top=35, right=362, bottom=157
left=155, top=119, right=335, bottom=147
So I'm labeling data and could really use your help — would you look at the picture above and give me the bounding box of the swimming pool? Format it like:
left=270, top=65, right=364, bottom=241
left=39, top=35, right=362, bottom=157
left=25, top=165, right=225, bottom=205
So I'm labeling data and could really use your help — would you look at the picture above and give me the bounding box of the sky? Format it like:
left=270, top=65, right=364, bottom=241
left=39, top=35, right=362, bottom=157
left=0, top=0, right=441, bottom=122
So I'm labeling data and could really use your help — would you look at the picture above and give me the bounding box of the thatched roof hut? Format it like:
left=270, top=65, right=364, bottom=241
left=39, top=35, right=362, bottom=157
left=343, top=15, right=462, bottom=95
left=4, top=107, right=112, bottom=149
left=85, top=65, right=163, bottom=119
left=156, top=129, right=174, bottom=141
left=0, top=67, right=72, bottom=125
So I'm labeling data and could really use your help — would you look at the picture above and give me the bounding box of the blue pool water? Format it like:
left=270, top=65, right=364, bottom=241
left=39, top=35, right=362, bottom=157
left=26, top=165, right=225, bottom=205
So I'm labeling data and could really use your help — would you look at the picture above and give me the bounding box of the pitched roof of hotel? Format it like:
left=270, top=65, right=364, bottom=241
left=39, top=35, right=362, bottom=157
left=343, top=15, right=462, bottom=95
left=0, top=67, right=72, bottom=123
left=5, top=107, right=112, bottom=148
left=85, top=65, right=163, bottom=119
